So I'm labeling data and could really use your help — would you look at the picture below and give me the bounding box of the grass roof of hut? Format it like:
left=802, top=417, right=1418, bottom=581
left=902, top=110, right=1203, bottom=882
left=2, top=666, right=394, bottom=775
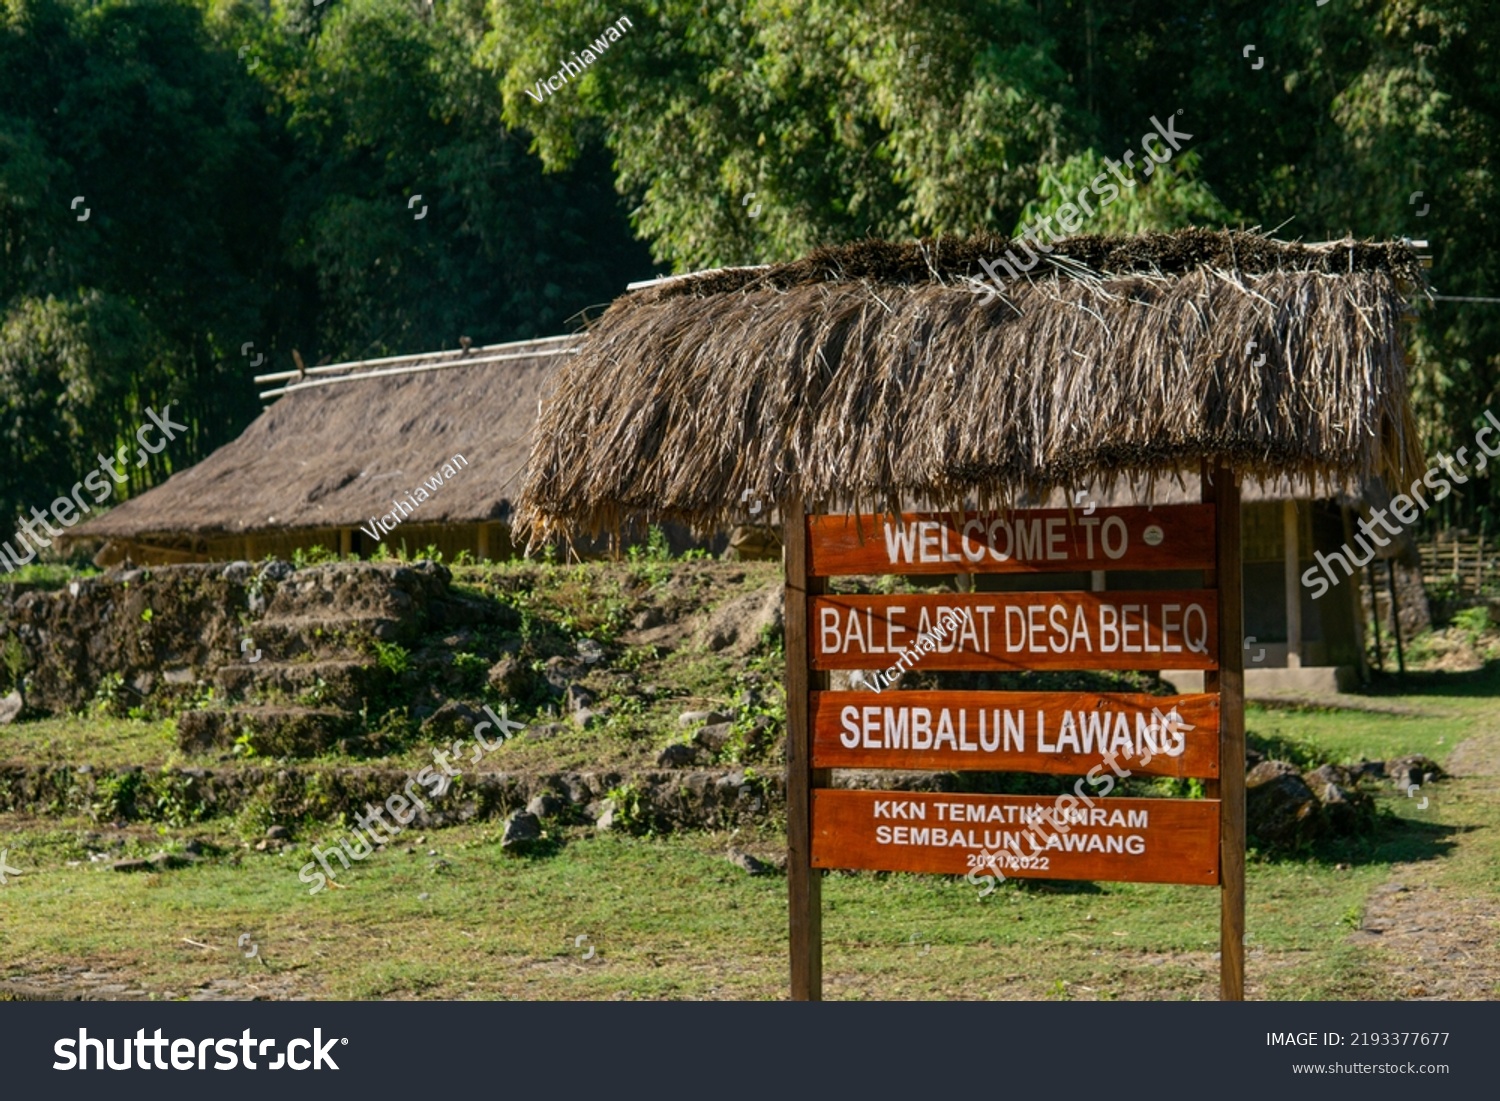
left=517, top=229, right=1428, bottom=543
left=72, top=337, right=576, bottom=542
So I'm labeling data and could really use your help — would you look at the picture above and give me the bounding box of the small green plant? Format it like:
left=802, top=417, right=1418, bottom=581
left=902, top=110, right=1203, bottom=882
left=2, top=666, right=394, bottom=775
left=298, top=677, right=330, bottom=706
left=371, top=639, right=411, bottom=676
left=756, top=617, right=785, bottom=657
left=0, top=632, right=24, bottom=692
left=140, top=607, right=154, bottom=623
left=451, top=652, right=489, bottom=691
left=1339, top=905, right=1363, bottom=930
left=153, top=767, right=207, bottom=828
left=604, top=782, right=651, bottom=835
left=231, top=793, right=279, bottom=841
left=291, top=544, right=341, bottom=568
left=625, top=527, right=675, bottom=584
left=91, top=769, right=148, bottom=822
left=1451, top=604, right=1489, bottom=650
left=644, top=526, right=671, bottom=561
left=231, top=730, right=259, bottom=758
left=91, top=672, right=126, bottom=716
left=394, top=542, right=445, bottom=563
left=615, top=643, right=659, bottom=673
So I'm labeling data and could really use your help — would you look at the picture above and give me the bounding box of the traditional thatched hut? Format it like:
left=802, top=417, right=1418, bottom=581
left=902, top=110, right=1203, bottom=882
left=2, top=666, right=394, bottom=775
left=517, top=230, right=1430, bottom=688
left=1032, top=476, right=1382, bottom=689
left=66, top=336, right=579, bottom=565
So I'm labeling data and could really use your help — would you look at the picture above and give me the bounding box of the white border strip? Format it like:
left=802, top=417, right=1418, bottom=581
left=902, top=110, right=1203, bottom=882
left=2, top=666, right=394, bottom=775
left=259, top=346, right=578, bottom=400
left=253, top=333, right=579, bottom=385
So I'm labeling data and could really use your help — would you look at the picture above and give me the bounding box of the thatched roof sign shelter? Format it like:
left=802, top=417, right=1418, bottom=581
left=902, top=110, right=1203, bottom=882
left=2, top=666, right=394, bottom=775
left=517, top=230, right=1427, bottom=542
left=515, top=229, right=1429, bottom=1006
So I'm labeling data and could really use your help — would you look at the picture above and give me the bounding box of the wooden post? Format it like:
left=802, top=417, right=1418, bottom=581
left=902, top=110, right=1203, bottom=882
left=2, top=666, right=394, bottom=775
left=1204, top=465, right=1245, bottom=1001
left=1348, top=557, right=1370, bottom=684
left=1282, top=500, right=1301, bottom=668
left=1366, top=561, right=1385, bottom=671
left=785, top=497, right=825, bottom=1000
left=1386, top=558, right=1406, bottom=674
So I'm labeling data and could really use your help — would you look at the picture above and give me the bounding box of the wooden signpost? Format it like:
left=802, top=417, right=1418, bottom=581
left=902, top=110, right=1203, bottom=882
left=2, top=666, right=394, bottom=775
left=811, top=592, right=1220, bottom=672
left=810, top=689, right=1220, bottom=776
left=785, top=475, right=1246, bottom=1001
left=812, top=791, right=1221, bottom=884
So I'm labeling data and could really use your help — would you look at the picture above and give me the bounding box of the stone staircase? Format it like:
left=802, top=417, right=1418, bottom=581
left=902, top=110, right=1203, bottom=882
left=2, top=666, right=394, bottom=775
left=173, top=562, right=508, bottom=758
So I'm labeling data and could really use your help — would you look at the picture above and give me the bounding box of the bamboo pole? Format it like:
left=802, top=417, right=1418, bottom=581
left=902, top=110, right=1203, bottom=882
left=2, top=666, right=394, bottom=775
left=1203, top=464, right=1245, bottom=1001
left=784, top=496, right=825, bottom=1000
left=252, top=333, right=579, bottom=384
left=259, top=346, right=578, bottom=399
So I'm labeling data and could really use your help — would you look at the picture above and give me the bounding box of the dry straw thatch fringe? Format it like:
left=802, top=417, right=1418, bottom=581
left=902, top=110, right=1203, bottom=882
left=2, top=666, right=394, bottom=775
left=516, top=230, right=1428, bottom=545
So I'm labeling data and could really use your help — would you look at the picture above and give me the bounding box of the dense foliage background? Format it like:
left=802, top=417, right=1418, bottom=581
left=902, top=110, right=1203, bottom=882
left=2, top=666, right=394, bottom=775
left=2, top=0, right=1497, bottom=532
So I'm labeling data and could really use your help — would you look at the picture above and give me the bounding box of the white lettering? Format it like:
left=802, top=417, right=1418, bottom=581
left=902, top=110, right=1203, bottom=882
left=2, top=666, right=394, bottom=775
left=1101, top=516, right=1128, bottom=559
left=1046, top=516, right=1067, bottom=560
left=1183, top=603, right=1210, bottom=653
left=883, top=522, right=918, bottom=563
left=961, top=519, right=987, bottom=563
left=820, top=607, right=841, bottom=654
left=840, top=706, right=860, bottom=748
left=1098, top=604, right=1120, bottom=651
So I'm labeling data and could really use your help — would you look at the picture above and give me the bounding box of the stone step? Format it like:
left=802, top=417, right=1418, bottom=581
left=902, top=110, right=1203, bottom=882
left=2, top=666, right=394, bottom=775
left=177, top=706, right=359, bottom=757
left=242, top=614, right=408, bottom=660
left=213, top=660, right=389, bottom=709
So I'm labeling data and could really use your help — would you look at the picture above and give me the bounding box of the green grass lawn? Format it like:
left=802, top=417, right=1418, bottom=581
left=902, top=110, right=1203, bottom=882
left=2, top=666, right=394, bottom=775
left=2, top=668, right=1496, bottom=1001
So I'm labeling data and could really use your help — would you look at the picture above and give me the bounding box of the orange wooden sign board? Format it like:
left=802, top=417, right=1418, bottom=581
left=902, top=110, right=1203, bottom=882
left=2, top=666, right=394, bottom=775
left=812, top=591, right=1218, bottom=671
left=811, top=690, right=1219, bottom=778
left=812, top=790, right=1220, bottom=885
left=808, top=505, right=1215, bottom=576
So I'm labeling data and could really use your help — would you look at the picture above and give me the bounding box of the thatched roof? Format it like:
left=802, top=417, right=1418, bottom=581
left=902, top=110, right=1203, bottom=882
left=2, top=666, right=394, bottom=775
left=72, top=337, right=577, bottom=541
left=517, top=230, right=1428, bottom=543
left=1037, top=473, right=1366, bottom=509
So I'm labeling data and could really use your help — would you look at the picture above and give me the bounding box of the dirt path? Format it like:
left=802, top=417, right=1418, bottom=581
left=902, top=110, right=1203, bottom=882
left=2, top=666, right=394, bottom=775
left=0, top=966, right=310, bottom=1001
left=1350, top=723, right=1500, bottom=1000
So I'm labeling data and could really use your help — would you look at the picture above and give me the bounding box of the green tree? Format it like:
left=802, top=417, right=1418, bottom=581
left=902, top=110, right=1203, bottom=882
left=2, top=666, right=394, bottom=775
left=274, top=0, right=651, bottom=359
left=485, top=0, right=1079, bottom=268
left=0, top=0, right=652, bottom=533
